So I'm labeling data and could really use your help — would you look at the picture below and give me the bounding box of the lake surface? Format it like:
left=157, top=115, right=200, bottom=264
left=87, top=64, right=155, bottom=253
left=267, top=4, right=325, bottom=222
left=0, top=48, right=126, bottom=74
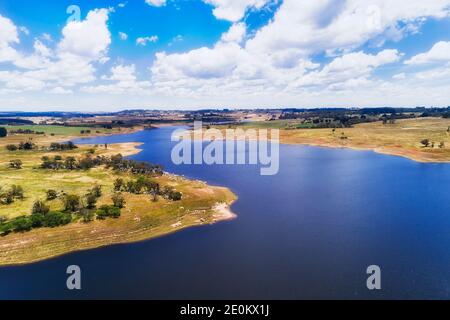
left=1, top=126, right=450, bottom=299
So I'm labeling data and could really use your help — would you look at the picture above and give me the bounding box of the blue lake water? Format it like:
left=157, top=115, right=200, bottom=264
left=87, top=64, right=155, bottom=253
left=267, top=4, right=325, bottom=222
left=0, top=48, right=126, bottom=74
left=1, top=126, right=450, bottom=299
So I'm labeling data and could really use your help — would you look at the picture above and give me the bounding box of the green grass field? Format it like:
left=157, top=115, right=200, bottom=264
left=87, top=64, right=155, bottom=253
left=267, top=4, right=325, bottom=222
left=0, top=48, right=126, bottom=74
left=4, top=125, right=113, bottom=136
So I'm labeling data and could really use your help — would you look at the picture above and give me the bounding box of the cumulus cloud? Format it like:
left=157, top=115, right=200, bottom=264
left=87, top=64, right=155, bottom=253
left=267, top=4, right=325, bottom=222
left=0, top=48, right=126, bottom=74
left=0, top=14, right=20, bottom=63
left=221, top=22, right=246, bottom=43
left=82, top=64, right=152, bottom=94
left=203, top=0, right=272, bottom=22
left=58, top=9, right=111, bottom=61
left=145, top=0, right=166, bottom=7
left=146, top=0, right=450, bottom=106
left=0, top=9, right=112, bottom=93
left=136, top=35, right=159, bottom=46
left=405, top=41, right=450, bottom=65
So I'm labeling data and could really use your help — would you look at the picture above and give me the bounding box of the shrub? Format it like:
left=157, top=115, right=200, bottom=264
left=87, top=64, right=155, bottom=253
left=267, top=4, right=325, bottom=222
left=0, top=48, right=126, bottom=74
left=90, top=185, right=102, bottom=198
left=85, top=193, right=98, bottom=209
left=11, top=216, right=33, bottom=232
left=10, top=185, right=24, bottom=200
left=114, top=178, right=124, bottom=191
left=420, top=139, right=430, bottom=147
left=46, top=189, right=58, bottom=200
left=96, top=205, right=121, bottom=220
left=6, top=144, right=18, bottom=151
left=111, top=193, right=125, bottom=208
left=43, top=212, right=72, bottom=228
left=0, top=127, right=7, bottom=137
left=32, top=200, right=50, bottom=215
left=30, top=213, right=45, bottom=228
left=64, top=156, right=77, bottom=170
left=9, top=159, right=22, bottom=169
left=80, top=209, right=94, bottom=223
left=18, top=141, right=35, bottom=150
left=64, top=194, right=81, bottom=212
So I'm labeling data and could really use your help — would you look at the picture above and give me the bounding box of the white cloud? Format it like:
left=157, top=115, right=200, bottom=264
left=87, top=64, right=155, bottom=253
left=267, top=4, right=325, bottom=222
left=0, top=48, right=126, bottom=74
left=290, top=50, right=401, bottom=88
left=48, top=87, right=73, bottom=94
left=393, top=73, right=406, bottom=80
left=136, top=35, right=159, bottom=46
left=203, top=0, right=271, bottom=22
left=405, top=41, right=450, bottom=65
left=119, top=32, right=128, bottom=40
left=221, top=22, right=246, bottom=43
left=58, top=9, right=111, bottom=61
left=145, top=0, right=166, bottom=7
left=0, top=14, right=20, bottom=63
left=82, top=64, right=152, bottom=94
left=145, top=0, right=450, bottom=107
left=18, top=26, right=30, bottom=35
left=246, top=0, right=450, bottom=59
left=0, top=9, right=112, bottom=93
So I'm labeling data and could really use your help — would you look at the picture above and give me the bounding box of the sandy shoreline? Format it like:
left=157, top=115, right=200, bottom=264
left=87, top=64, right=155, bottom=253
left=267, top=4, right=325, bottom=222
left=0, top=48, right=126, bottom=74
left=212, top=202, right=237, bottom=222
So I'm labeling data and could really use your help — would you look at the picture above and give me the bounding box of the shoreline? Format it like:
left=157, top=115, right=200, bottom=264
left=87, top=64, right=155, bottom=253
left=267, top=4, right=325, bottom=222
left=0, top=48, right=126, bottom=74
left=280, top=139, right=450, bottom=164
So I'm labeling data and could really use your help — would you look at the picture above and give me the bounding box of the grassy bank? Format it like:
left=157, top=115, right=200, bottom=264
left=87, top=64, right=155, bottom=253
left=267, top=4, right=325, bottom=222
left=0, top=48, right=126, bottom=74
left=217, top=118, right=450, bottom=163
left=0, top=127, right=236, bottom=266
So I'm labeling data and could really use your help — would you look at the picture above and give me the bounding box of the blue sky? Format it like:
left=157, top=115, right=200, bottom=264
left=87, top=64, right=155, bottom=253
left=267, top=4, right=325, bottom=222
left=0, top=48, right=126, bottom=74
left=0, top=0, right=450, bottom=111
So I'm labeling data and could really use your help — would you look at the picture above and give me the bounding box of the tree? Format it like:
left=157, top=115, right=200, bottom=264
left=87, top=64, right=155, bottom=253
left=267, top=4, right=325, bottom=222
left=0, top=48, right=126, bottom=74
left=96, top=205, right=121, bottom=220
left=80, top=209, right=94, bottom=223
left=6, top=144, right=17, bottom=151
left=114, top=178, right=124, bottom=191
left=10, top=185, right=24, bottom=200
left=9, top=159, right=22, bottom=169
left=0, top=127, right=7, bottom=137
left=32, top=200, right=50, bottom=215
left=91, top=185, right=102, bottom=198
left=12, top=216, right=33, bottom=232
left=64, top=194, right=81, bottom=212
left=18, top=141, right=34, bottom=150
left=144, top=180, right=160, bottom=202
left=420, top=139, right=430, bottom=147
left=46, top=189, right=58, bottom=200
left=111, top=193, right=125, bottom=208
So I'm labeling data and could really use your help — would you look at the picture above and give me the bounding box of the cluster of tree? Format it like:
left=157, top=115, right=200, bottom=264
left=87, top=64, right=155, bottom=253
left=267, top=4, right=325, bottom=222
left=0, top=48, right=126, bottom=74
left=5, top=141, right=36, bottom=151
left=40, top=154, right=98, bottom=170
left=107, top=154, right=164, bottom=176
left=277, top=107, right=450, bottom=129
left=49, top=142, right=78, bottom=151
left=0, top=201, right=72, bottom=235
left=39, top=153, right=163, bottom=176
left=8, top=129, right=45, bottom=135
left=114, top=177, right=181, bottom=201
left=0, top=185, right=24, bottom=205
left=0, top=187, right=124, bottom=235
left=0, top=127, right=7, bottom=137
left=114, top=176, right=160, bottom=201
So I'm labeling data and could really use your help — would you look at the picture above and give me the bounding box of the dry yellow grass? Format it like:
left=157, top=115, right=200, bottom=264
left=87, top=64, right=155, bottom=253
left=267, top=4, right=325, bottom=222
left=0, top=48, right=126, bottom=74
left=217, top=117, right=450, bottom=163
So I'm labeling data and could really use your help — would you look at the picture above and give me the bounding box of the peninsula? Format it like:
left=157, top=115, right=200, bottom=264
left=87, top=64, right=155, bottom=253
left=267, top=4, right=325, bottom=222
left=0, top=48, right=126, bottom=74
left=0, top=125, right=236, bottom=266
